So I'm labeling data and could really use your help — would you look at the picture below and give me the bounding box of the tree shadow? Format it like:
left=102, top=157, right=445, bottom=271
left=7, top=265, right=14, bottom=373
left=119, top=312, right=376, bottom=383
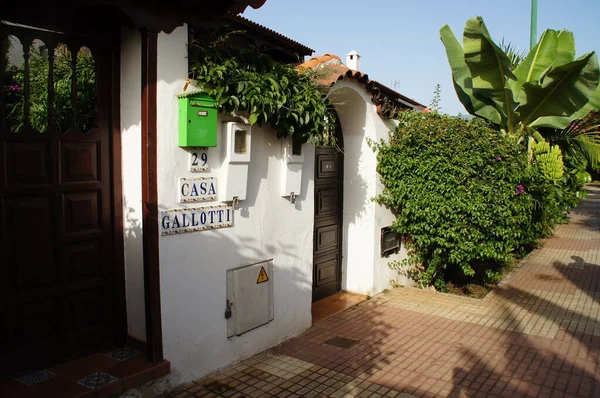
left=492, top=284, right=600, bottom=356
left=554, top=256, right=600, bottom=305
left=446, top=294, right=598, bottom=397
left=566, top=183, right=600, bottom=233
left=272, top=295, right=395, bottom=383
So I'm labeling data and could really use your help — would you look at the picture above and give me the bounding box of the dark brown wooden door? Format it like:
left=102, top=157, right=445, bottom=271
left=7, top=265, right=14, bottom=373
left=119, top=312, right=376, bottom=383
left=0, top=23, right=117, bottom=378
left=313, top=146, right=343, bottom=302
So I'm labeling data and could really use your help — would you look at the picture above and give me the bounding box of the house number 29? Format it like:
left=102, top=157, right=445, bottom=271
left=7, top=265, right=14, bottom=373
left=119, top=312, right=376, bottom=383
left=190, top=149, right=209, bottom=172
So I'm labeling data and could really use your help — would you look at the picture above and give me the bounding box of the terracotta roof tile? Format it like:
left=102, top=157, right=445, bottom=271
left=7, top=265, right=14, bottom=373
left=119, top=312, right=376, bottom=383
left=299, top=53, right=426, bottom=111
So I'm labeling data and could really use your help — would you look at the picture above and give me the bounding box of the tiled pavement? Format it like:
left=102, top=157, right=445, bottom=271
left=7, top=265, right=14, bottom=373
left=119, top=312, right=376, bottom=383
left=169, top=184, right=600, bottom=398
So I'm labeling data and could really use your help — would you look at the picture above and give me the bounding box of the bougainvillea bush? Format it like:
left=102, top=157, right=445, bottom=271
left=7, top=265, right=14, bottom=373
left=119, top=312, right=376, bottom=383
left=373, top=112, right=534, bottom=290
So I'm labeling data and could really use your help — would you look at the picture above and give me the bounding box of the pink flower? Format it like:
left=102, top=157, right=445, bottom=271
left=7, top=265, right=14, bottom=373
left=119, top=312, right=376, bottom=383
left=515, top=184, right=525, bottom=195
left=495, top=156, right=502, bottom=161
left=9, top=85, right=21, bottom=92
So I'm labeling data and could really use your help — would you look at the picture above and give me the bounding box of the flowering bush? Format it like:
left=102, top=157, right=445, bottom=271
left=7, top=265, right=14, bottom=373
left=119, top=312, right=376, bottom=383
left=373, top=112, right=534, bottom=289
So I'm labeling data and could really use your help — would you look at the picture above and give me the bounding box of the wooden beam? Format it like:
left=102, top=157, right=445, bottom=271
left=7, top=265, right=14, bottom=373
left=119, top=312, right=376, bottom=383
left=141, top=29, right=163, bottom=362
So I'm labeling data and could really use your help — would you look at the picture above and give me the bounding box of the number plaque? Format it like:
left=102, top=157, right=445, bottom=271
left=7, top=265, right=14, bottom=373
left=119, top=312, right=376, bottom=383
left=190, top=148, right=209, bottom=172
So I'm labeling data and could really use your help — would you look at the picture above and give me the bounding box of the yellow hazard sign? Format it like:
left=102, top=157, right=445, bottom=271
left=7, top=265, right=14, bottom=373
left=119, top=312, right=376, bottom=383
left=256, top=266, right=269, bottom=284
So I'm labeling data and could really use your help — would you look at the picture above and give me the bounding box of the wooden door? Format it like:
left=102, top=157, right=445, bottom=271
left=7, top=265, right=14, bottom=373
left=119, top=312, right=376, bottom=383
left=0, top=23, right=118, bottom=378
left=312, top=146, right=343, bottom=302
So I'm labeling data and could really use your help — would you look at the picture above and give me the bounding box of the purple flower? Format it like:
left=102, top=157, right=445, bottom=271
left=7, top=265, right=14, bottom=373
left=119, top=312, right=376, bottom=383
left=9, top=85, right=21, bottom=92
left=515, top=184, right=525, bottom=195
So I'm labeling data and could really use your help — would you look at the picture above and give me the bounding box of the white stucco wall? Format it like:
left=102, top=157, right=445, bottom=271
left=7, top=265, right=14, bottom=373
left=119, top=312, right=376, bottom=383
left=120, top=27, right=146, bottom=342
left=328, top=80, right=409, bottom=296
left=155, top=25, right=314, bottom=386
left=373, top=117, right=413, bottom=289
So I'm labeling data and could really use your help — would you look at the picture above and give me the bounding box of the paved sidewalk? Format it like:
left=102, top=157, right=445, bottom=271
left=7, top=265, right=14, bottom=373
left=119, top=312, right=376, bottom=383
left=170, top=184, right=600, bottom=398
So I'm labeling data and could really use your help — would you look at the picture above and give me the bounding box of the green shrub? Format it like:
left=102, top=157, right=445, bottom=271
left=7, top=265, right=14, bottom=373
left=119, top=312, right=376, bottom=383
left=188, top=36, right=335, bottom=145
left=373, top=112, right=533, bottom=289
left=525, top=141, right=575, bottom=238
left=4, top=45, right=96, bottom=133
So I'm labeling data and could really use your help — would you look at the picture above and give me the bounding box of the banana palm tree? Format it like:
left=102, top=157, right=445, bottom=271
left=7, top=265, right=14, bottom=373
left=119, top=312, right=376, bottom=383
left=440, top=17, right=599, bottom=137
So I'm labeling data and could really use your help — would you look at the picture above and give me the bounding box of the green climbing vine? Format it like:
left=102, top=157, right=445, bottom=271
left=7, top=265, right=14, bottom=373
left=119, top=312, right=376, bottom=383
left=188, top=34, right=336, bottom=145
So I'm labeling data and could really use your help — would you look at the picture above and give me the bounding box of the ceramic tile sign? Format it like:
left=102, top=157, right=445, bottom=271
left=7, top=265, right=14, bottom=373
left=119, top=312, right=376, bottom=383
left=160, top=204, right=233, bottom=235
left=189, top=148, right=209, bottom=172
left=179, top=177, right=217, bottom=202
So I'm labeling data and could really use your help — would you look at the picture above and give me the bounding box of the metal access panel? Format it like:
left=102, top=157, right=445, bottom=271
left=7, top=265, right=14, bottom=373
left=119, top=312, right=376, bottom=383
left=226, top=260, right=274, bottom=338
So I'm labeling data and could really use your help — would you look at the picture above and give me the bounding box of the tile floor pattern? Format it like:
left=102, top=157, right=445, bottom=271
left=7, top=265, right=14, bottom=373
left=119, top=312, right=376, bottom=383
left=77, top=372, right=119, bottom=389
left=0, top=345, right=171, bottom=397
left=106, top=347, right=141, bottom=362
left=169, top=185, right=600, bottom=398
left=15, top=370, right=55, bottom=386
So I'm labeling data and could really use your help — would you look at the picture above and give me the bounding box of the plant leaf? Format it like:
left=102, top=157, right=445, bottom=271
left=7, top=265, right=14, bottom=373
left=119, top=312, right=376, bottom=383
left=521, top=52, right=599, bottom=129
left=513, top=30, right=558, bottom=87
left=534, top=82, right=600, bottom=129
left=462, top=17, right=518, bottom=132
left=554, top=30, right=576, bottom=67
left=440, top=24, right=502, bottom=124
left=248, top=113, right=258, bottom=125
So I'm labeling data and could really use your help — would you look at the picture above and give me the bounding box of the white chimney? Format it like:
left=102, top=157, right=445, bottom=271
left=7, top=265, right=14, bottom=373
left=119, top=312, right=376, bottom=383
left=346, top=50, right=360, bottom=71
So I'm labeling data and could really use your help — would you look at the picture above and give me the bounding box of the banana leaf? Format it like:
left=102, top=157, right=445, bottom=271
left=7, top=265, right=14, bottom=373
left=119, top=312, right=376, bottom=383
left=554, top=30, right=576, bottom=67
left=513, top=30, right=558, bottom=87
left=440, top=24, right=502, bottom=124
left=520, top=52, right=599, bottom=129
left=462, top=17, right=518, bottom=133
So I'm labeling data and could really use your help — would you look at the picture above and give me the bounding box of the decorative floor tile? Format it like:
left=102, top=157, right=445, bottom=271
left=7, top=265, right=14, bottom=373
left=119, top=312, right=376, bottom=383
left=77, top=372, right=118, bottom=389
left=105, top=347, right=139, bottom=361
left=15, top=370, right=55, bottom=386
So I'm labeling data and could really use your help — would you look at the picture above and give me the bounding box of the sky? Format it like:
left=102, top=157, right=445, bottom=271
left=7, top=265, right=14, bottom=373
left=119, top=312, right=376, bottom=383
left=244, top=0, right=600, bottom=116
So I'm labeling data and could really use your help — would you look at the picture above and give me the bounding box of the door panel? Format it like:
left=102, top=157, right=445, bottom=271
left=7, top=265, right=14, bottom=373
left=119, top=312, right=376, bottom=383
left=312, top=146, right=343, bottom=302
left=60, top=141, right=99, bottom=183
left=6, top=142, right=52, bottom=187
left=5, top=197, right=57, bottom=289
left=316, top=186, right=339, bottom=217
left=0, top=22, right=117, bottom=379
left=315, top=224, right=338, bottom=253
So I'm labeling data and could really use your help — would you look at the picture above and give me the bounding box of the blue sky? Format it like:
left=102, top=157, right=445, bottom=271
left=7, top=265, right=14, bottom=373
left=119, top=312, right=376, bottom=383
left=244, top=0, right=600, bottom=116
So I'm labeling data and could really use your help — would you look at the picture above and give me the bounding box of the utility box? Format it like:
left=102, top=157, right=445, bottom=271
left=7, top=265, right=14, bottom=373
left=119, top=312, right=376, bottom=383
left=220, top=122, right=251, bottom=201
left=226, top=260, right=274, bottom=338
left=178, top=93, right=218, bottom=147
left=280, top=136, right=304, bottom=198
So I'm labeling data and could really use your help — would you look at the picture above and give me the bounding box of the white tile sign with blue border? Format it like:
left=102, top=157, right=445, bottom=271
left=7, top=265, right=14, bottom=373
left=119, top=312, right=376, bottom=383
left=179, top=177, right=217, bottom=202
left=189, top=148, right=209, bottom=171
left=160, top=204, right=233, bottom=235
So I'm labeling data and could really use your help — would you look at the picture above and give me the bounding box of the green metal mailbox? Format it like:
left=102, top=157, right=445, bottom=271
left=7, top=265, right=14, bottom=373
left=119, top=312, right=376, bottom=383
left=178, top=93, right=218, bottom=147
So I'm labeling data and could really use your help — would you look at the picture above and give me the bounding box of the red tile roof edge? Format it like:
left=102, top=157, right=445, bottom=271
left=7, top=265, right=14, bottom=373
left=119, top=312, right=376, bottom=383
left=227, top=13, right=314, bottom=55
left=300, top=55, right=426, bottom=110
left=340, top=70, right=427, bottom=110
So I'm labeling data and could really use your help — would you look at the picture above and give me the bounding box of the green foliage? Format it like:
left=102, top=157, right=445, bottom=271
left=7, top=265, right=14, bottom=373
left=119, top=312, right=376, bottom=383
left=542, top=110, right=600, bottom=171
left=440, top=17, right=599, bottom=136
left=188, top=35, right=335, bottom=144
left=374, top=112, right=533, bottom=288
left=500, top=39, right=526, bottom=70
left=428, top=83, right=442, bottom=113
left=4, top=45, right=96, bottom=133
